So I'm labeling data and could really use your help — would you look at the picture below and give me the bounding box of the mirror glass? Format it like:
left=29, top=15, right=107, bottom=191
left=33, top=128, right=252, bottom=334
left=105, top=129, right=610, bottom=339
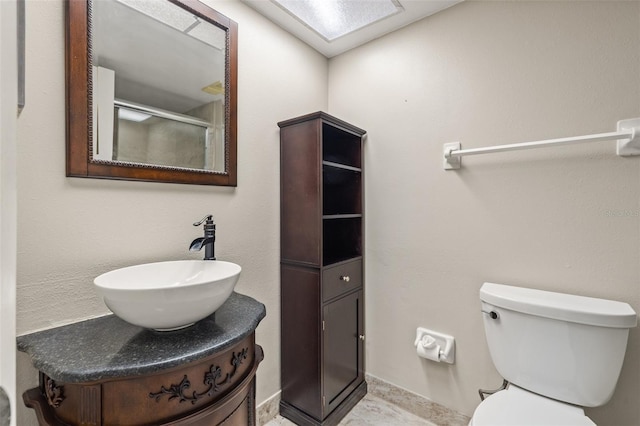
left=66, top=0, right=237, bottom=186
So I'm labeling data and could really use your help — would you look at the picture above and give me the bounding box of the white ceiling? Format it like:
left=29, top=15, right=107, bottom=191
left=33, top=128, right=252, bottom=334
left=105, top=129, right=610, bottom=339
left=241, top=0, right=463, bottom=58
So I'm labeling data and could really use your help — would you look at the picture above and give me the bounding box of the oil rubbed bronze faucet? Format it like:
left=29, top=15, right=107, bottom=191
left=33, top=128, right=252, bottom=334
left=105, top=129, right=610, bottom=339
left=189, top=215, right=216, bottom=260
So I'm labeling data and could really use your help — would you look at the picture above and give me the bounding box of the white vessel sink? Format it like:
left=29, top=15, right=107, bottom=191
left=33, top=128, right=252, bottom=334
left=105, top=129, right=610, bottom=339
left=94, top=260, right=241, bottom=331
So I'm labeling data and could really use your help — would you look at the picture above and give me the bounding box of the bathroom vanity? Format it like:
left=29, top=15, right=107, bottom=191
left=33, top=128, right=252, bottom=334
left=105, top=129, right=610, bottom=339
left=18, top=292, right=265, bottom=426
left=279, top=112, right=367, bottom=425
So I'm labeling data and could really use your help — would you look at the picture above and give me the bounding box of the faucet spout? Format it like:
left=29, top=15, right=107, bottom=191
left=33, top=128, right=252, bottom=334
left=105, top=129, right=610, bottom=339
left=189, top=237, right=212, bottom=252
left=189, top=237, right=216, bottom=260
left=190, top=215, right=216, bottom=260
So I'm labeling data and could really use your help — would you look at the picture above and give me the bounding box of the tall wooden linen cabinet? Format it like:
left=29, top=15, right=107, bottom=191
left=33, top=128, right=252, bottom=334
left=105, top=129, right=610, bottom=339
left=279, top=112, right=367, bottom=426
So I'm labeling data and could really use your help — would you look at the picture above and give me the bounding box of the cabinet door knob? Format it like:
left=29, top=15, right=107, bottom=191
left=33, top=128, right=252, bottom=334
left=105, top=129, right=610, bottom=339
left=359, top=335, right=365, bottom=341
left=340, top=275, right=350, bottom=282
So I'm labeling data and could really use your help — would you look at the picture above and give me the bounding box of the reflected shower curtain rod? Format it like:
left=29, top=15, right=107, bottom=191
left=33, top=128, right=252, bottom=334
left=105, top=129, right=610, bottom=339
left=114, top=99, right=212, bottom=128
left=443, top=118, right=640, bottom=170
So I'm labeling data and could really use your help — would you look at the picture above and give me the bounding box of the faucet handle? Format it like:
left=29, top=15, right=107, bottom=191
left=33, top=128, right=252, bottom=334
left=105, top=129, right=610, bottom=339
left=193, top=215, right=214, bottom=227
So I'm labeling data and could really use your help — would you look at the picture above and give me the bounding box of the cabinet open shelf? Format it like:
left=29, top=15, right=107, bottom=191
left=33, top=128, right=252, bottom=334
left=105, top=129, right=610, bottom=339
left=323, top=165, right=362, bottom=216
left=323, top=123, right=362, bottom=169
left=323, top=217, right=362, bottom=266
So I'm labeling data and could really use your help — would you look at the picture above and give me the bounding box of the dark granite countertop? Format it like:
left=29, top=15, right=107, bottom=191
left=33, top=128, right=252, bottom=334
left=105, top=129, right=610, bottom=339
left=17, top=292, right=266, bottom=383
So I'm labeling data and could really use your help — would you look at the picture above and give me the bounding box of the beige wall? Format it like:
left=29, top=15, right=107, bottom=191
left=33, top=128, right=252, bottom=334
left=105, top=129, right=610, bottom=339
left=16, top=1, right=640, bottom=425
left=1, top=0, right=18, bottom=424
left=15, top=0, right=327, bottom=424
left=329, top=1, right=640, bottom=425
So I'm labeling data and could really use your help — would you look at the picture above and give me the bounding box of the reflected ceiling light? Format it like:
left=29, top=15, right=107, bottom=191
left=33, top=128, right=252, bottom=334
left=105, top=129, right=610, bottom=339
left=202, top=81, right=224, bottom=96
left=118, top=108, right=151, bottom=122
left=271, top=0, right=403, bottom=42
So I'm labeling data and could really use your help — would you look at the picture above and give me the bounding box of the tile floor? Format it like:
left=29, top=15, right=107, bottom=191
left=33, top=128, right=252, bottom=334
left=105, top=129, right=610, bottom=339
left=265, top=394, right=437, bottom=426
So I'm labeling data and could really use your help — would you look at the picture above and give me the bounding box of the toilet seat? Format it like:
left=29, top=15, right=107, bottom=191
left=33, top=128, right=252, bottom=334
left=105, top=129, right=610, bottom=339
left=470, top=385, right=596, bottom=426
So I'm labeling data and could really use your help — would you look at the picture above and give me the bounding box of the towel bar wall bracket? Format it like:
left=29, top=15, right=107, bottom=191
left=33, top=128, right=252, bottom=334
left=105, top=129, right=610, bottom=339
left=443, top=117, right=640, bottom=170
left=616, top=118, right=640, bottom=156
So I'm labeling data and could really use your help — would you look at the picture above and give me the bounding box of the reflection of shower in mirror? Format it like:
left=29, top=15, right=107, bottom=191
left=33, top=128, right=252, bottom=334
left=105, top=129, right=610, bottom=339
left=91, top=0, right=227, bottom=173
left=92, top=64, right=224, bottom=172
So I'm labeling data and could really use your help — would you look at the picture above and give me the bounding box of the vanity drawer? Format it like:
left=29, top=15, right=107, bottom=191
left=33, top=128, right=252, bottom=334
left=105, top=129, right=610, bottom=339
left=323, top=259, right=362, bottom=301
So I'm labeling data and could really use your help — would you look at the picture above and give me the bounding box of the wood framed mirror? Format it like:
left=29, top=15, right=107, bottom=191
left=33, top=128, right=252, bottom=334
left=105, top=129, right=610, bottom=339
left=66, top=0, right=237, bottom=186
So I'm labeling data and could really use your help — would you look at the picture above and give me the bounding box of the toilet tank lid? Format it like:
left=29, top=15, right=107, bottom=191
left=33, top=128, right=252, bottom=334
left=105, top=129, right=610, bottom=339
left=480, top=283, right=637, bottom=328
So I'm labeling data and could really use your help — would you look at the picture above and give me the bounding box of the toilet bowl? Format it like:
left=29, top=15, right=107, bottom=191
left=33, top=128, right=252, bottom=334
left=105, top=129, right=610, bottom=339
left=470, top=385, right=595, bottom=426
left=471, top=282, right=637, bottom=425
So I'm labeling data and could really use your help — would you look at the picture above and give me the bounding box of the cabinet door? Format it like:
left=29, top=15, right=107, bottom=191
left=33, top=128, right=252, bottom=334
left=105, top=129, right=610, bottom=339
left=323, top=290, right=363, bottom=417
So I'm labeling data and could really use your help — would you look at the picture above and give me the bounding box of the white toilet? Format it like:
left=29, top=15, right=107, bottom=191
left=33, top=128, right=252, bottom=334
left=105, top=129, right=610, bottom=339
left=470, top=282, right=637, bottom=426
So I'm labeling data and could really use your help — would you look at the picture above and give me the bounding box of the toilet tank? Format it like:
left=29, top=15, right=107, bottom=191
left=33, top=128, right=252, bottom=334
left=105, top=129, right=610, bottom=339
left=480, top=282, right=637, bottom=407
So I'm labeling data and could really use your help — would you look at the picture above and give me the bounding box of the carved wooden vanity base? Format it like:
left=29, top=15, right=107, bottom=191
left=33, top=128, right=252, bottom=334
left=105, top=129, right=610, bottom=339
left=24, top=335, right=263, bottom=426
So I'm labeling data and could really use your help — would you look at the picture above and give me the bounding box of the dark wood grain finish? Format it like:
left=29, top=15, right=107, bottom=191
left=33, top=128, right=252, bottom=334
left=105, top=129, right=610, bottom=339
left=79, top=385, right=100, bottom=425
left=280, top=112, right=366, bottom=425
left=66, top=0, right=238, bottom=186
left=23, top=335, right=263, bottom=425
left=280, top=119, right=322, bottom=266
left=322, top=259, right=362, bottom=302
left=66, top=0, right=89, bottom=177
left=280, top=265, right=322, bottom=419
left=278, top=112, right=366, bottom=137
left=324, top=290, right=364, bottom=415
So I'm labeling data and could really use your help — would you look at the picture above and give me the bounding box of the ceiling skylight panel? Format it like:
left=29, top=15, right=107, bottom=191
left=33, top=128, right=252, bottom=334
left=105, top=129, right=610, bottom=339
left=272, top=0, right=404, bottom=42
